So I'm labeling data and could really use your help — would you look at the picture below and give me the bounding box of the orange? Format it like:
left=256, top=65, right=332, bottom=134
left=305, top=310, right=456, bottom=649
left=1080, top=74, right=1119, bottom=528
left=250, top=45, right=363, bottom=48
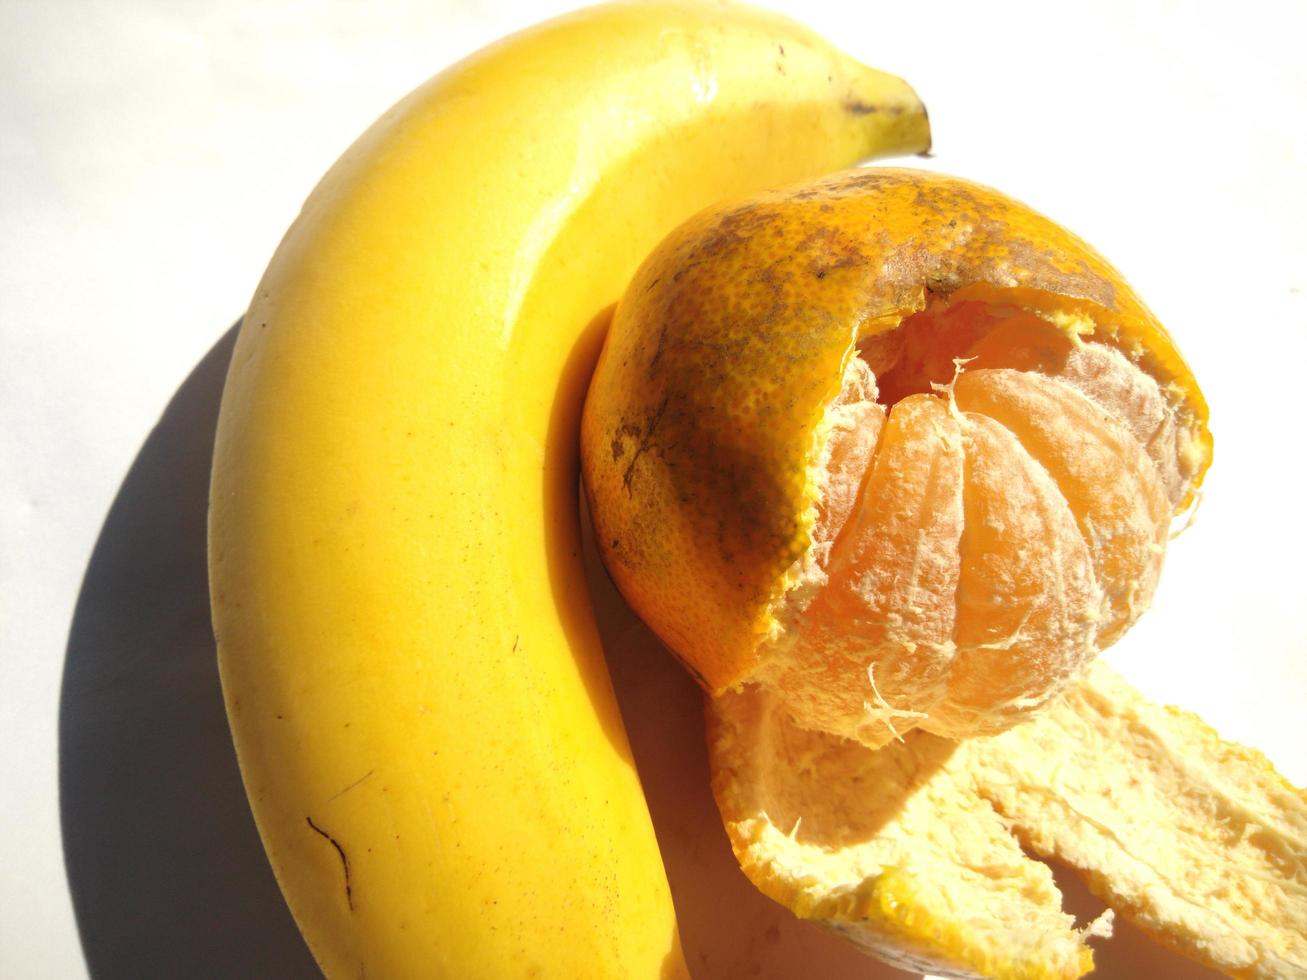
left=581, top=168, right=1211, bottom=748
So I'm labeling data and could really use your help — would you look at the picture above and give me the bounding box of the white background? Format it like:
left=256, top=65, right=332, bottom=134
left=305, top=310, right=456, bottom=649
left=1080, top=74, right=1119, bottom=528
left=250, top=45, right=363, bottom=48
left=2, top=1, right=1304, bottom=977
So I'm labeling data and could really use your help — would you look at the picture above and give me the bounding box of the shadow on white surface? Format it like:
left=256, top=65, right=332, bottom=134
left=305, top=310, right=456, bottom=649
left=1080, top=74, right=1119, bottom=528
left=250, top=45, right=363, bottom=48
left=58, top=324, right=319, bottom=979
left=1048, top=860, right=1223, bottom=980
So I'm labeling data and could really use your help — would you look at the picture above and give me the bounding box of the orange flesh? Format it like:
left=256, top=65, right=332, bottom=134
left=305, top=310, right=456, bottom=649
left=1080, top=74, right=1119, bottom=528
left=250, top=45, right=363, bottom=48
left=799, top=394, right=965, bottom=745
left=945, top=412, right=1100, bottom=729
left=758, top=298, right=1183, bottom=747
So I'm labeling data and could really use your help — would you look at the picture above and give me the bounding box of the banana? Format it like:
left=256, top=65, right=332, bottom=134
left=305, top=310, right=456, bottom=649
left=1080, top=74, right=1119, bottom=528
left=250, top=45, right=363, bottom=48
left=207, top=2, right=929, bottom=977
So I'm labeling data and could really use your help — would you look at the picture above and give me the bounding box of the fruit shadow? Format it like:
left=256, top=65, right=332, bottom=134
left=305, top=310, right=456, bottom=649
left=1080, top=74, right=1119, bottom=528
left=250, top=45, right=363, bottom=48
left=540, top=303, right=639, bottom=753
left=58, top=323, right=319, bottom=979
left=577, top=516, right=919, bottom=979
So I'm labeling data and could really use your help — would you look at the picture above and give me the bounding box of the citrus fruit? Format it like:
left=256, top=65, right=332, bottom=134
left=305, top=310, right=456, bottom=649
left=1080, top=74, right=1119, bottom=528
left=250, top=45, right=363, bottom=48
left=581, top=167, right=1211, bottom=749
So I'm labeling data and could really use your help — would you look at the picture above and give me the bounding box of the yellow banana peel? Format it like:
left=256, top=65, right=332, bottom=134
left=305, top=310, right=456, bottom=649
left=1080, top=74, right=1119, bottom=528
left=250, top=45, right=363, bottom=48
left=208, top=3, right=930, bottom=977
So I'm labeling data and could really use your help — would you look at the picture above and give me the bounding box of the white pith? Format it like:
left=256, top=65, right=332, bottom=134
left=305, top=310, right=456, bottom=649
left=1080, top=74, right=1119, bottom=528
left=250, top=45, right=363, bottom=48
left=711, top=660, right=1307, bottom=978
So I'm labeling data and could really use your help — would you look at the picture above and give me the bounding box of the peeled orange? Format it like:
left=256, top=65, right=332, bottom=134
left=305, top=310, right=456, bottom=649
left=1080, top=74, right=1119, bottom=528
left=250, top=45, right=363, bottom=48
left=582, top=167, right=1210, bottom=748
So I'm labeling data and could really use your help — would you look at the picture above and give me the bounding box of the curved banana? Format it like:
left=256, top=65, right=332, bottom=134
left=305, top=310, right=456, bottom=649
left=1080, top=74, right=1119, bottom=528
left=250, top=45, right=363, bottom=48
left=208, top=2, right=929, bottom=977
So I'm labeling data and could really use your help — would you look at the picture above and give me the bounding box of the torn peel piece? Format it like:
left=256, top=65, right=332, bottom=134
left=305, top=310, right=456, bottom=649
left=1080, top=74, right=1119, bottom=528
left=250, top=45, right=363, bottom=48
left=707, top=660, right=1307, bottom=980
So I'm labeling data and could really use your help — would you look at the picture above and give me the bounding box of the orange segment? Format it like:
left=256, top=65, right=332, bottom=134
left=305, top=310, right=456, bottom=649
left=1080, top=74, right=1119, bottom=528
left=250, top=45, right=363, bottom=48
left=1058, top=343, right=1188, bottom=506
left=761, top=394, right=964, bottom=745
left=810, top=357, right=885, bottom=551
left=936, top=412, right=1099, bottom=738
left=954, top=368, right=1171, bottom=648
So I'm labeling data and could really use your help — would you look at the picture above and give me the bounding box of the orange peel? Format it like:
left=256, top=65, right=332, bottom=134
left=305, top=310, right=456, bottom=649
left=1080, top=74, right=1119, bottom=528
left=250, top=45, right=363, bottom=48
left=707, top=660, right=1307, bottom=978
